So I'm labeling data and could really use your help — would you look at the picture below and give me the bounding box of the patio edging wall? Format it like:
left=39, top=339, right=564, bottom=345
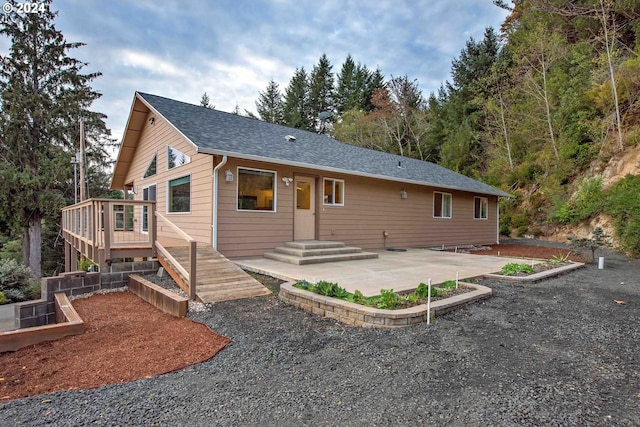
left=279, top=282, right=492, bottom=328
left=483, top=262, right=585, bottom=282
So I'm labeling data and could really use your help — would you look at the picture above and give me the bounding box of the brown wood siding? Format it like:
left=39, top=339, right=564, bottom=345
left=317, top=175, right=497, bottom=250
left=217, top=158, right=295, bottom=258
left=123, top=114, right=213, bottom=244
left=216, top=158, right=499, bottom=258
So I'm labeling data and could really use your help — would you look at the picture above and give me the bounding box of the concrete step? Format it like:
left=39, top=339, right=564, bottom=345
left=274, top=246, right=364, bottom=257
left=284, top=240, right=346, bottom=250
left=264, top=251, right=379, bottom=265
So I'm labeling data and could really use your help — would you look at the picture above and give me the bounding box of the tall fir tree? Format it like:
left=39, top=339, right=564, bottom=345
left=0, top=0, right=112, bottom=277
left=200, top=92, right=214, bottom=109
left=256, top=79, right=284, bottom=124
left=308, top=53, right=335, bottom=130
left=282, top=67, right=313, bottom=130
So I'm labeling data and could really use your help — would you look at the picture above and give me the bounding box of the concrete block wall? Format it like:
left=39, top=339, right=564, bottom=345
left=14, top=260, right=160, bottom=329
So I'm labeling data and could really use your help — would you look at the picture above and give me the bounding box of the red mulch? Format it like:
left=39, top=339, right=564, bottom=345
left=0, top=291, right=230, bottom=401
left=466, top=243, right=585, bottom=262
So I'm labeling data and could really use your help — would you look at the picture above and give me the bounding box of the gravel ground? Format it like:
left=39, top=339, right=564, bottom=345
left=1, top=249, right=639, bottom=426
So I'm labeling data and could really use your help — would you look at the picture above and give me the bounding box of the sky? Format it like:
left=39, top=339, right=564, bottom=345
left=1, top=0, right=509, bottom=149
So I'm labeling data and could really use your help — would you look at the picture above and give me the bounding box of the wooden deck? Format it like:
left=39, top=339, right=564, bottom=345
left=162, top=246, right=272, bottom=303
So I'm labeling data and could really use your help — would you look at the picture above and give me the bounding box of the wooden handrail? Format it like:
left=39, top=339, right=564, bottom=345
left=154, top=211, right=197, bottom=300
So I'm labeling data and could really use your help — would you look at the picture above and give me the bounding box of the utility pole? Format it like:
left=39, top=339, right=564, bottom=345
left=79, top=120, right=86, bottom=202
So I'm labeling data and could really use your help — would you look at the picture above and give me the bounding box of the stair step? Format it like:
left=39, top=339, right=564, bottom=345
left=284, top=240, right=346, bottom=250
left=264, top=251, right=378, bottom=265
left=274, top=246, right=363, bottom=257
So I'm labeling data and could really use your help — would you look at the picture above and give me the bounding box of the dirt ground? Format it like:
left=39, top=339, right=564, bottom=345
left=0, top=244, right=587, bottom=402
left=0, top=292, right=229, bottom=401
left=465, top=243, right=586, bottom=262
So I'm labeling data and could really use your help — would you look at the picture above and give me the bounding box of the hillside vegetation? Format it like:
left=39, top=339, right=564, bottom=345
left=253, top=0, right=640, bottom=255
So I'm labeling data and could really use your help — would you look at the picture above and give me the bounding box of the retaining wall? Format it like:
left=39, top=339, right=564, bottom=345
left=279, top=282, right=492, bottom=328
left=13, top=261, right=159, bottom=329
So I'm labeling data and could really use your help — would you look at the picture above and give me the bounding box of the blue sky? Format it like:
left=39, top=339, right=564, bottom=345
left=1, top=0, right=509, bottom=145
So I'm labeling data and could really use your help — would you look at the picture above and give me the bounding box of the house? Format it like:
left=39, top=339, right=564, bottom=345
left=108, top=92, right=510, bottom=260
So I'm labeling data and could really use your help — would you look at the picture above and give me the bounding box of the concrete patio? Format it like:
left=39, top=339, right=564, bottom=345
left=236, top=248, right=520, bottom=296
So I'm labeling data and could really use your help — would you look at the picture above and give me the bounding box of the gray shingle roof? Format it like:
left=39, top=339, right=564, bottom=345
left=138, top=92, right=511, bottom=197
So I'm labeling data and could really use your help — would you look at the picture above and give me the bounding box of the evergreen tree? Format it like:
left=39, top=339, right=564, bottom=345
left=282, top=67, right=313, bottom=130
left=0, top=0, right=112, bottom=277
left=200, top=92, right=214, bottom=109
left=256, top=79, right=284, bottom=124
left=308, top=53, right=335, bottom=130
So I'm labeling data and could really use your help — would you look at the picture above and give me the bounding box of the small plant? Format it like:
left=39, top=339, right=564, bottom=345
left=440, top=280, right=456, bottom=289
left=377, top=288, right=399, bottom=309
left=416, top=282, right=429, bottom=298
left=296, top=279, right=311, bottom=290
left=332, top=285, right=350, bottom=299
left=499, top=262, right=534, bottom=276
left=353, top=290, right=365, bottom=304
left=568, top=227, right=610, bottom=263
left=405, top=293, right=419, bottom=303
left=0, top=291, right=6, bottom=304
left=78, top=257, right=94, bottom=272
left=314, top=280, right=335, bottom=296
left=550, top=252, right=572, bottom=265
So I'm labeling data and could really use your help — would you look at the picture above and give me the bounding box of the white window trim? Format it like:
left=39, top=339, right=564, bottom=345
left=166, top=145, right=191, bottom=171
left=236, top=167, right=277, bottom=213
left=166, top=174, right=192, bottom=214
left=474, top=196, right=489, bottom=220
left=323, top=178, right=345, bottom=206
left=140, top=183, right=157, bottom=234
left=142, top=152, right=157, bottom=179
left=433, top=191, right=452, bottom=219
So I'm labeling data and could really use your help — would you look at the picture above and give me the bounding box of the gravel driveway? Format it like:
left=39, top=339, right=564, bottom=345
left=1, top=250, right=639, bottom=426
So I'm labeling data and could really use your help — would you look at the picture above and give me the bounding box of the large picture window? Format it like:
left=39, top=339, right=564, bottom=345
left=474, top=197, right=488, bottom=220
left=168, top=175, right=190, bottom=213
left=237, top=168, right=276, bottom=211
left=323, top=178, right=344, bottom=206
left=433, top=191, right=452, bottom=218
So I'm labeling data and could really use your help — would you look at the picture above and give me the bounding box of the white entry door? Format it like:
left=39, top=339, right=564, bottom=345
left=294, top=177, right=315, bottom=240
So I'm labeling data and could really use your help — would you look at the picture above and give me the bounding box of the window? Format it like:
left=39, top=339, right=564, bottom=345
left=168, top=176, right=190, bottom=213
left=143, top=154, right=157, bottom=178
left=323, top=178, right=344, bottom=206
left=474, top=197, right=488, bottom=220
left=167, top=146, right=191, bottom=169
left=433, top=192, right=452, bottom=218
left=237, top=168, right=275, bottom=211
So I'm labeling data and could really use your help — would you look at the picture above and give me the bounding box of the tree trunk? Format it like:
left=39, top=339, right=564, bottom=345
left=22, top=228, right=30, bottom=268
left=28, top=212, right=42, bottom=279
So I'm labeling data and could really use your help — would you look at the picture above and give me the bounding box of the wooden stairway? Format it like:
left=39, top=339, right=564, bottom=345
left=264, top=240, right=379, bottom=265
left=161, top=245, right=272, bottom=303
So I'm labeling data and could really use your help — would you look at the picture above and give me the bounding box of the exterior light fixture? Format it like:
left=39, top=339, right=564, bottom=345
left=149, top=117, right=155, bottom=125
left=225, top=170, right=233, bottom=182
left=400, top=190, right=407, bottom=199
left=282, top=177, right=293, bottom=186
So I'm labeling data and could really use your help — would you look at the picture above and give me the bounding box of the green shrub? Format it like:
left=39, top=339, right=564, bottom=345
left=376, top=289, right=399, bottom=309
left=440, top=280, right=456, bottom=289
left=332, top=285, right=349, bottom=299
left=353, top=290, right=365, bottom=304
left=499, top=263, right=534, bottom=276
left=314, top=280, right=335, bottom=296
left=78, top=257, right=94, bottom=272
left=416, top=283, right=429, bottom=298
left=605, top=174, right=640, bottom=256
left=0, top=291, right=6, bottom=304
left=0, top=258, right=38, bottom=303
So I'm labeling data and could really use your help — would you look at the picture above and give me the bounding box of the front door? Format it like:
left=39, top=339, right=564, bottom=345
left=294, top=176, right=315, bottom=240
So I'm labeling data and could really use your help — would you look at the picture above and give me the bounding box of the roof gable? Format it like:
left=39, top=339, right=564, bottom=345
left=114, top=92, right=510, bottom=198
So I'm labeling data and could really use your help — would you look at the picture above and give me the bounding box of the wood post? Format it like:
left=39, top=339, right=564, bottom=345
left=189, top=240, right=197, bottom=301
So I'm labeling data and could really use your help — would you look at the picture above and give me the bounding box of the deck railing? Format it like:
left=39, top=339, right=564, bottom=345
left=155, top=212, right=197, bottom=300
left=61, top=199, right=156, bottom=268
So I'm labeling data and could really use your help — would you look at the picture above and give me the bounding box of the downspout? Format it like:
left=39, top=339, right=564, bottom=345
left=496, top=199, right=500, bottom=244
left=212, top=155, right=228, bottom=250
